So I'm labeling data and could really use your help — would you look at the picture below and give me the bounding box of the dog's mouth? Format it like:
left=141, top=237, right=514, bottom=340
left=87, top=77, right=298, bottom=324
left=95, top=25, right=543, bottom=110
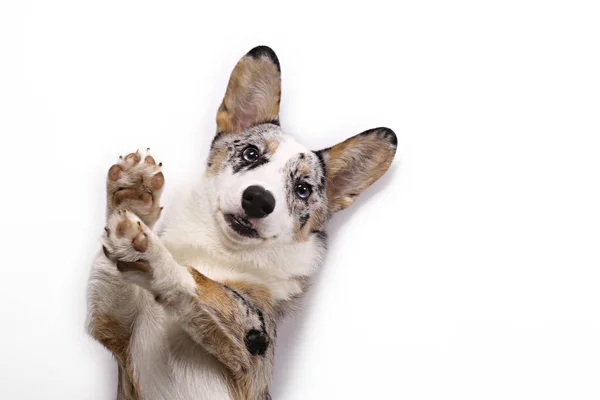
left=223, top=214, right=260, bottom=239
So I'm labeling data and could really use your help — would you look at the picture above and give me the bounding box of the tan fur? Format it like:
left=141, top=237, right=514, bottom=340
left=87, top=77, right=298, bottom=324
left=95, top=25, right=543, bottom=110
left=325, top=132, right=395, bottom=212
left=187, top=267, right=238, bottom=316
left=89, top=314, right=140, bottom=399
left=297, top=159, right=311, bottom=177
left=88, top=47, right=396, bottom=400
left=90, top=314, right=129, bottom=365
left=265, top=138, right=280, bottom=155
left=206, top=146, right=230, bottom=176
left=216, top=55, right=281, bottom=134
left=293, top=207, right=327, bottom=242
left=225, top=280, right=274, bottom=312
left=117, top=365, right=140, bottom=400
left=183, top=267, right=275, bottom=400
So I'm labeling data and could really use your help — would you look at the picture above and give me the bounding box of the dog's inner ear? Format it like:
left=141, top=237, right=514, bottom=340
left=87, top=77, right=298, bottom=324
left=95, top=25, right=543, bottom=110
left=216, top=46, right=281, bottom=134
left=319, top=128, right=397, bottom=213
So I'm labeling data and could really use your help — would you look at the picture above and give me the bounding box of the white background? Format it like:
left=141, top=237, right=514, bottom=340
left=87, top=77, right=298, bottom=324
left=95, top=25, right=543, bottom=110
left=1, top=1, right=599, bottom=399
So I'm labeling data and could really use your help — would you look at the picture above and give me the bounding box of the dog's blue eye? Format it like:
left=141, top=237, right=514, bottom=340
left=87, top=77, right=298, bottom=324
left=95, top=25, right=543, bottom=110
left=242, top=146, right=260, bottom=163
left=295, top=183, right=312, bottom=199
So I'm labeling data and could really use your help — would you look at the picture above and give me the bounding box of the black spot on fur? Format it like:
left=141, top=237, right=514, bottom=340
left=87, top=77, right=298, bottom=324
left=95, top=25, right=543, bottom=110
left=232, top=154, right=271, bottom=174
left=299, top=213, right=310, bottom=229
left=246, top=45, right=281, bottom=72
left=223, top=284, right=270, bottom=352
left=312, top=230, right=328, bottom=249
left=379, top=127, right=397, bottom=147
left=314, top=150, right=327, bottom=178
left=245, top=329, right=269, bottom=356
left=358, top=127, right=397, bottom=147
left=224, top=286, right=247, bottom=305
left=211, top=131, right=224, bottom=149
left=264, top=118, right=280, bottom=126
left=246, top=155, right=270, bottom=172
left=255, top=307, right=267, bottom=333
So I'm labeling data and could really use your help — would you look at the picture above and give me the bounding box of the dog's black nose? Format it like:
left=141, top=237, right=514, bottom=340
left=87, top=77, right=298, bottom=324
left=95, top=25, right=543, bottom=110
left=242, top=185, right=275, bottom=219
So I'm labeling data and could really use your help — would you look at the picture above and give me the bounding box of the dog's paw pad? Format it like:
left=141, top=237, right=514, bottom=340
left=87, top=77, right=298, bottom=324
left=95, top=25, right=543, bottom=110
left=102, top=211, right=151, bottom=262
left=108, top=164, right=123, bottom=181
left=124, top=151, right=141, bottom=165
left=106, top=149, right=164, bottom=226
left=144, top=154, right=157, bottom=166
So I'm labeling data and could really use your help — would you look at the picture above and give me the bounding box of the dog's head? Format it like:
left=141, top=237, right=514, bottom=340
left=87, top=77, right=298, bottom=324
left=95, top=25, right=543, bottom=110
left=204, top=46, right=397, bottom=246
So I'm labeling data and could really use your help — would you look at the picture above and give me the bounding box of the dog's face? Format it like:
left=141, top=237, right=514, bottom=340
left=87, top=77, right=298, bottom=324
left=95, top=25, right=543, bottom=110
left=207, top=124, right=329, bottom=244
left=203, top=46, right=397, bottom=246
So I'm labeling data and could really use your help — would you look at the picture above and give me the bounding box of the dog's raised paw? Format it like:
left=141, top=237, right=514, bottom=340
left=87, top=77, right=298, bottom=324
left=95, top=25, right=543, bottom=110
left=102, top=210, right=150, bottom=263
left=106, top=149, right=164, bottom=227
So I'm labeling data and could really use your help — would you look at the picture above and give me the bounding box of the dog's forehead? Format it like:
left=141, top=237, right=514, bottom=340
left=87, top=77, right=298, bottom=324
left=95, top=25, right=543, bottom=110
left=271, top=135, right=309, bottom=166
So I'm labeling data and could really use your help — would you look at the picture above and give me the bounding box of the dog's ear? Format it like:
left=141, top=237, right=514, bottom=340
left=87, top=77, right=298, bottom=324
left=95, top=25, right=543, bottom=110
left=216, top=46, right=281, bottom=134
left=317, top=128, right=397, bottom=213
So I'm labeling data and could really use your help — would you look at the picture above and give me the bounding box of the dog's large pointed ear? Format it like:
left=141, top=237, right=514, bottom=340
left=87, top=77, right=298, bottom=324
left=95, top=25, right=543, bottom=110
left=216, top=46, right=281, bottom=134
left=317, top=128, right=397, bottom=213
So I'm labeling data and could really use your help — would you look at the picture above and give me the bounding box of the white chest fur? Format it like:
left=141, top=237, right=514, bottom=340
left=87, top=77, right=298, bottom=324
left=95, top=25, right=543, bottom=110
left=157, top=183, right=321, bottom=301
left=128, top=182, right=322, bottom=399
left=130, top=292, right=232, bottom=400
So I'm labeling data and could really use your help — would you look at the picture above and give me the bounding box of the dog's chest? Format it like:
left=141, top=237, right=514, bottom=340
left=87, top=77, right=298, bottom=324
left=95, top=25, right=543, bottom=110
left=130, top=293, right=232, bottom=400
left=128, top=239, right=251, bottom=400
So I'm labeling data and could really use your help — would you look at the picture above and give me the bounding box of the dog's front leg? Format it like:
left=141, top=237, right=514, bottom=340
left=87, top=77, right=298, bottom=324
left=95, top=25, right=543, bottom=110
left=102, top=210, right=276, bottom=399
left=87, top=149, right=166, bottom=399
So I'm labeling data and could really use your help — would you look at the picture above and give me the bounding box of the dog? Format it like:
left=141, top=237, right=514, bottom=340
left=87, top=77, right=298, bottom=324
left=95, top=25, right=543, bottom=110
left=87, top=45, right=397, bottom=400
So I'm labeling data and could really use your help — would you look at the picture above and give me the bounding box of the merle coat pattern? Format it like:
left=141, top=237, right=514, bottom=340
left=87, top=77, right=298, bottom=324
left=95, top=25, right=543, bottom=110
left=87, top=46, right=397, bottom=400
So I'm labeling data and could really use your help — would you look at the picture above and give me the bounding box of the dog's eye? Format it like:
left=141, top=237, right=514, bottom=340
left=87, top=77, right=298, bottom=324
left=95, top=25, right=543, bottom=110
left=295, top=182, right=312, bottom=199
left=242, top=146, right=260, bottom=163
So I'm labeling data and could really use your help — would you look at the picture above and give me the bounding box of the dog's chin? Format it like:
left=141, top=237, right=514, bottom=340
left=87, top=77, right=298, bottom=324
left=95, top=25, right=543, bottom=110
left=220, top=212, right=263, bottom=243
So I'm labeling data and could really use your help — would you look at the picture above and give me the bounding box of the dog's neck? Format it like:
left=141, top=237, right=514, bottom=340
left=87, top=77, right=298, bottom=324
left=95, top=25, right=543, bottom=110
left=157, top=177, right=325, bottom=301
